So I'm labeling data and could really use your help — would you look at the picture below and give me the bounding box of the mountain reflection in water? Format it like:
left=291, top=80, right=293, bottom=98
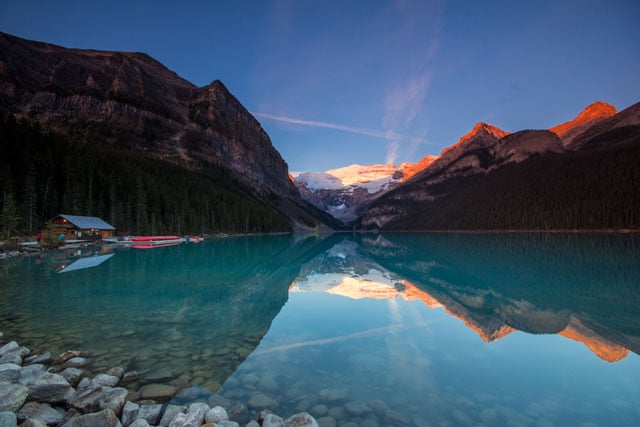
left=290, top=233, right=639, bottom=362
left=1, top=232, right=638, bottom=425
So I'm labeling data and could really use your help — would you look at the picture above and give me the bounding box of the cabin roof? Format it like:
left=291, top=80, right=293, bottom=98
left=57, top=214, right=116, bottom=230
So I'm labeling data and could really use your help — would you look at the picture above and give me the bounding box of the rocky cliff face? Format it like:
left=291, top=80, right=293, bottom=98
left=0, top=32, right=298, bottom=201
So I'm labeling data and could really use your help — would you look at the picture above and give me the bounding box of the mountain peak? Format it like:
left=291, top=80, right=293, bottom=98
left=579, top=101, right=618, bottom=119
left=550, top=101, right=618, bottom=146
left=459, top=122, right=509, bottom=145
left=440, top=122, right=508, bottom=157
left=470, top=121, right=507, bottom=137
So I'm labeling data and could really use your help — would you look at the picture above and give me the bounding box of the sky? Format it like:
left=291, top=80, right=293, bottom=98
left=1, top=0, right=639, bottom=172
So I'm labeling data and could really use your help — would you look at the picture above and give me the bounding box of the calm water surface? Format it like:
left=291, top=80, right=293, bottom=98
left=1, top=233, right=639, bottom=426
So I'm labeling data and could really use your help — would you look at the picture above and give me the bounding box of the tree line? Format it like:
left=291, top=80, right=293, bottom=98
left=0, top=114, right=291, bottom=238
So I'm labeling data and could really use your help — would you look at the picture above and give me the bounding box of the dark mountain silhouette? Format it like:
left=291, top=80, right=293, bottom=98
left=358, top=102, right=640, bottom=231
left=0, top=32, right=340, bottom=233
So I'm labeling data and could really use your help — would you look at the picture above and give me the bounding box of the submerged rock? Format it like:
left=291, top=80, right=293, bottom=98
left=119, top=371, right=140, bottom=386
left=248, top=393, right=278, bottom=410
left=63, top=358, right=87, bottom=369
left=344, top=401, right=371, bottom=416
left=54, top=351, right=82, bottom=365
left=138, top=384, right=176, bottom=402
left=23, top=353, right=51, bottom=366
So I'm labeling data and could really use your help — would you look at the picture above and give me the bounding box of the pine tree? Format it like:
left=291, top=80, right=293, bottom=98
left=1, top=166, right=22, bottom=238
left=23, top=165, right=38, bottom=232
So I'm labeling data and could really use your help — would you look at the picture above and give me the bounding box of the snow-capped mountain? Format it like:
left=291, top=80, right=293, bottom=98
left=292, top=158, right=436, bottom=224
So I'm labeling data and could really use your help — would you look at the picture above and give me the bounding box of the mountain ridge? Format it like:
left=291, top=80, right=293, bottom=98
left=356, top=103, right=640, bottom=230
left=0, top=31, right=338, bottom=233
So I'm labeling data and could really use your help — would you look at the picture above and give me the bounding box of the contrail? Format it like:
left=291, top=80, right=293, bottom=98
left=253, top=323, right=413, bottom=355
left=253, top=112, right=427, bottom=145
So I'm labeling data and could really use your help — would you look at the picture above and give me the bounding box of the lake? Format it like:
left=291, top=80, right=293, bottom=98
left=1, top=233, right=639, bottom=426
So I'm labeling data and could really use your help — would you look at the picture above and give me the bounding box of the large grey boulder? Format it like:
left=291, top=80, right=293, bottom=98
left=60, top=368, right=84, bottom=387
left=0, top=382, right=29, bottom=412
left=61, top=408, right=122, bottom=427
left=283, top=413, right=320, bottom=427
left=16, top=402, right=66, bottom=425
left=0, top=342, right=18, bottom=356
left=93, top=374, right=120, bottom=387
left=204, top=405, right=229, bottom=423
left=67, top=385, right=127, bottom=415
left=0, top=364, right=20, bottom=383
left=181, top=402, right=209, bottom=427
left=158, top=404, right=184, bottom=426
left=136, top=404, right=162, bottom=425
left=120, top=401, right=139, bottom=427
left=0, top=411, right=17, bottom=427
left=18, top=365, right=47, bottom=386
left=27, top=373, right=73, bottom=403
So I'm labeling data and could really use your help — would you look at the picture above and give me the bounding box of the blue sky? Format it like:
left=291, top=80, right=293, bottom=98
left=1, top=0, right=639, bottom=172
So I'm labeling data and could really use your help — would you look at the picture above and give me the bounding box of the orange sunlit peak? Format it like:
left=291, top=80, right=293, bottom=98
left=558, top=318, right=629, bottom=363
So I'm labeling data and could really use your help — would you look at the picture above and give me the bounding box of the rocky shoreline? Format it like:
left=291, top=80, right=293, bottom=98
left=0, top=332, right=323, bottom=427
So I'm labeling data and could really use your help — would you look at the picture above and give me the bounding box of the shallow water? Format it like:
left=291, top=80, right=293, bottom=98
left=1, top=233, right=639, bottom=426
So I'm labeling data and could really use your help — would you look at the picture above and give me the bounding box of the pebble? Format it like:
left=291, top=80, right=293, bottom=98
left=0, top=335, right=421, bottom=427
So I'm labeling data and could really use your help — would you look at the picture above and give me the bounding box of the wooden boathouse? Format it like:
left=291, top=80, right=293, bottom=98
left=46, top=214, right=116, bottom=240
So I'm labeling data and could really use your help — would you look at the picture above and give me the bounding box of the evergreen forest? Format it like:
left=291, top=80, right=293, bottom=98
left=0, top=114, right=291, bottom=238
left=381, top=126, right=640, bottom=231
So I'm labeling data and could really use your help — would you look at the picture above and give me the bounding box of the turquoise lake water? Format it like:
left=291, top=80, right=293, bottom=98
left=1, top=233, right=639, bottom=426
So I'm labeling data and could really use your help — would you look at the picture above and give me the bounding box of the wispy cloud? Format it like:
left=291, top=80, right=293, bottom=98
left=253, top=112, right=427, bottom=145
left=380, top=3, right=444, bottom=164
